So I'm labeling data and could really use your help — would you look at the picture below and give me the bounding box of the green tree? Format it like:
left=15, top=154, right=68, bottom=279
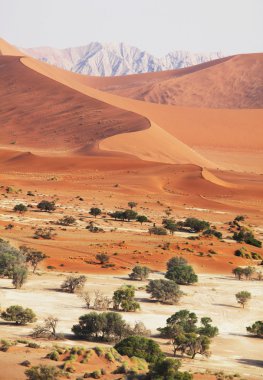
left=128, top=201, right=137, bottom=209
left=146, top=279, right=183, bottom=304
left=96, top=253, right=109, bottom=264
left=159, top=310, right=198, bottom=336
left=236, top=291, right=251, bottom=308
left=13, top=203, right=28, bottom=213
left=198, top=317, right=219, bottom=338
left=167, top=257, right=188, bottom=270
left=20, top=246, right=47, bottom=273
left=202, top=229, right=222, bottom=239
left=243, top=266, right=254, bottom=280
left=184, top=218, right=210, bottom=232
left=233, top=230, right=262, bottom=248
left=12, top=265, right=28, bottom=288
left=149, top=358, right=193, bottom=380
left=165, top=265, right=198, bottom=285
left=89, top=208, right=102, bottom=218
left=1, top=305, right=37, bottom=325
left=60, top=275, right=86, bottom=293
left=0, top=240, right=28, bottom=288
left=246, top=321, right=263, bottom=338
left=115, top=336, right=164, bottom=363
left=158, top=310, right=216, bottom=359
left=113, top=285, right=140, bottom=312
left=123, top=209, right=138, bottom=221
left=0, top=240, right=25, bottom=276
left=162, top=218, right=178, bottom=235
left=234, top=215, right=245, bottom=222
left=57, top=215, right=76, bottom=226
left=149, top=226, right=167, bottom=235
left=25, top=365, right=60, bottom=380
left=72, top=311, right=128, bottom=342
left=137, top=215, right=148, bottom=225
left=129, top=265, right=150, bottom=281
left=109, top=211, right=125, bottom=220
left=232, top=267, right=244, bottom=280
left=37, top=200, right=56, bottom=212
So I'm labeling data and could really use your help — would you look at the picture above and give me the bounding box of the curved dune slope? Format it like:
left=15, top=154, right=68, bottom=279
left=100, top=122, right=212, bottom=166
left=1, top=39, right=262, bottom=174
left=82, top=54, right=263, bottom=109
left=21, top=55, right=263, bottom=172
left=0, top=55, right=149, bottom=153
left=20, top=55, right=214, bottom=167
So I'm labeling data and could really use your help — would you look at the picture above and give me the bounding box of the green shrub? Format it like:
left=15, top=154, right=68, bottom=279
left=48, top=350, right=60, bottom=361
left=115, top=336, right=164, bottom=363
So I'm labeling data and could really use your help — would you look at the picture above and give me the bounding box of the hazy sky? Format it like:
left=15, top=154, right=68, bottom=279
left=1, top=0, right=262, bottom=56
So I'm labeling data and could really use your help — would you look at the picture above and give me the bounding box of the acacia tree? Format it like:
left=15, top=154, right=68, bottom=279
left=236, top=291, right=251, bottom=308
left=72, top=311, right=128, bottom=342
left=128, top=201, right=137, bottom=209
left=165, top=265, right=198, bottom=285
left=149, top=358, right=192, bottom=380
left=162, top=218, right=178, bottom=235
left=12, top=265, right=28, bottom=289
left=32, top=316, right=59, bottom=339
left=113, top=285, right=140, bottom=312
left=129, top=265, right=150, bottom=281
left=123, top=209, right=138, bottom=221
left=0, top=240, right=28, bottom=288
left=37, top=200, right=56, bottom=212
left=89, top=208, right=102, bottom=218
left=13, top=204, right=28, bottom=213
left=232, top=267, right=244, bottom=280
left=167, top=256, right=188, bottom=270
left=57, top=215, right=76, bottom=226
left=1, top=305, right=37, bottom=325
left=20, top=246, right=47, bottom=272
left=146, top=279, right=183, bottom=304
left=247, top=321, right=263, bottom=337
left=115, top=336, right=164, bottom=363
left=60, top=275, right=86, bottom=293
left=184, top=218, right=210, bottom=232
left=158, top=310, right=218, bottom=358
left=137, top=215, right=148, bottom=225
left=96, top=253, right=109, bottom=264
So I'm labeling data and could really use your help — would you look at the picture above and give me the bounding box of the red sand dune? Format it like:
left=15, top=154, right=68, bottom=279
left=20, top=54, right=263, bottom=172
left=0, top=38, right=262, bottom=179
left=81, top=53, right=263, bottom=109
left=0, top=55, right=149, bottom=154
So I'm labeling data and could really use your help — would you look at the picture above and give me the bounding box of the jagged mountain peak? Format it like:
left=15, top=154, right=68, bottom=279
left=21, top=42, right=225, bottom=76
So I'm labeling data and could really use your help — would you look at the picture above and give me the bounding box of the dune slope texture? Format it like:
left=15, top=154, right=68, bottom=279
left=82, top=54, right=263, bottom=109
left=0, top=55, right=149, bottom=153
left=0, top=39, right=262, bottom=174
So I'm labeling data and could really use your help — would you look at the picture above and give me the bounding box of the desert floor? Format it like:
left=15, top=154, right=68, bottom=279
left=0, top=272, right=262, bottom=379
left=0, top=164, right=262, bottom=380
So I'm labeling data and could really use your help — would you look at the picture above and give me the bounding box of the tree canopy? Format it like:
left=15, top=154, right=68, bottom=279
left=129, top=265, right=150, bottom=281
left=158, top=310, right=218, bottom=358
left=37, top=200, right=56, bottom=212
left=1, top=305, right=37, bottom=325
left=113, top=285, right=140, bottom=312
left=146, top=279, right=183, bottom=304
left=165, top=265, right=198, bottom=285
left=115, top=336, right=164, bottom=363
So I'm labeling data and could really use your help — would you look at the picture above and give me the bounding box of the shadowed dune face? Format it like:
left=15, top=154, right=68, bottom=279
left=0, top=39, right=262, bottom=176
left=0, top=55, right=149, bottom=153
left=82, top=54, right=263, bottom=109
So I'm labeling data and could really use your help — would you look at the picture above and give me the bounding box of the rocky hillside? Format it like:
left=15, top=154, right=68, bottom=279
left=21, top=42, right=224, bottom=76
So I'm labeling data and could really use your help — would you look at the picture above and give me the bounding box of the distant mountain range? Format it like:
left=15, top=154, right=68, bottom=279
left=21, top=42, right=224, bottom=76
